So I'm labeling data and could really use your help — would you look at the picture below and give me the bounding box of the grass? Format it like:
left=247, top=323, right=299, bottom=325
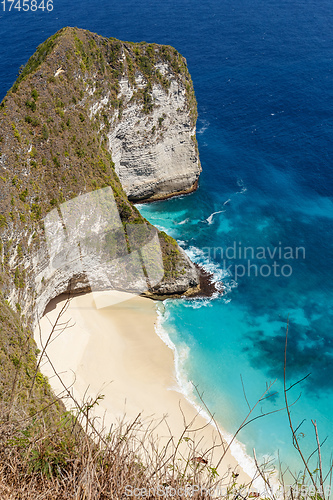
left=0, top=295, right=240, bottom=497
left=0, top=305, right=331, bottom=499
left=11, top=30, right=63, bottom=93
left=0, top=28, right=206, bottom=495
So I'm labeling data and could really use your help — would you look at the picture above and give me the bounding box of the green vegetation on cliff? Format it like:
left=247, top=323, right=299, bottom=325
left=0, top=25, right=199, bottom=419
left=0, top=27, right=202, bottom=496
left=0, top=26, right=198, bottom=315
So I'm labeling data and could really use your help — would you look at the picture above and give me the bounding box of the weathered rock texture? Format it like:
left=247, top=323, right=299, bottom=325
left=108, top=70, right=201, bottom=201
left=0, top=27, right=201, bottom=331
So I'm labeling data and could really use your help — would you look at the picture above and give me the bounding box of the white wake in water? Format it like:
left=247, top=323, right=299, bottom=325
left=181, top=244, right=235, bottom=302
left=204, top=179, right=247, bottom=224
left=236, top=178, right=247, bottom=194
left=183, top=244, right=229, bottom=284
left=175, top=217, right=190, bottom=225
left=206, top=210, right=225, bottom=224
left=197, top=118, right=210, bottom=134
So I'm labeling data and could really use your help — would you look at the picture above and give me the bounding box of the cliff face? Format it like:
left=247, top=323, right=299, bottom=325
left=107, top=68, right=200, bottom=201
left=0, top=27, right=201, bottom=330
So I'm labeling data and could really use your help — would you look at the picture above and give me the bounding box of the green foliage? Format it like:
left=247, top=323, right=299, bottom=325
left=159, top=231, right=181, bottom=278
left=74, top=35, right=92, bottom=70
left=42, top=124, right=49, bottom=140
left=11, top=30, right=63, bottom=92
left=55, top=98, right=64, bottom=108
left=12, top=355, right=21, bottom=367
left=76, top=148, right=86, bottom=158
left=30, top=203, right=41, bottom=220
left=31, top=89, right=39, bottom=101
left=52, top=156, right=60, bottom=168
left=136, top=54, right=153, bottom=75
left=55, top=107, right=64, bottom=118
left=30, top=147, right=37, bottom=158
left=28, top=441, right=68, bottom=478
left=160, top=231, right=179, bottom=249
left=143, top=86, right=153, bottom=114
left=11, top=123, right=21, bottom=142
left=14, top=267, right=25, bottom=288
left=19, top=189, right=28, bottom=202
left=119, top=202, right=133, bottom=220
left=36, top=372, right=48, bottom=386
left=25, top=100, right=37, bottom=112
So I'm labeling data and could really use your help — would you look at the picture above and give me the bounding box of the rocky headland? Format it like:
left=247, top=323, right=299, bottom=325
left=0, top=27, right=209, bottom=408
left=0, top=27, right=205, bottom=330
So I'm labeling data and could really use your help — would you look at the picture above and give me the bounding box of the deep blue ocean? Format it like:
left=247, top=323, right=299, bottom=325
left=1, top=0, right=332, bottom=477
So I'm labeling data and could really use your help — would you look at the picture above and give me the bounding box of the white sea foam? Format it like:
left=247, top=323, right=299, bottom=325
left=206, top=209, right=225, bottom=225
left=155, top=224, right=169, bottom=232
left=197, top=118, right=210, bottom=134
left=154, top=303, right=192, bottom=395
left=204, top=180, right=248, bottom=225
left=236, top=179, right=248, bottom=195
left=184, top=244, right=229, bottom=284
left=154, top=303, right=279, bottom=495
left=183, top=297, right=213, bottom=309
left=175, top=217, right=190, bottom=225
left=152, top=236, right=280, bottom=493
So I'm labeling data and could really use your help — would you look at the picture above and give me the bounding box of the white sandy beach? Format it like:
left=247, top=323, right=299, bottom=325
left=36, top=291, right=257, bottom=488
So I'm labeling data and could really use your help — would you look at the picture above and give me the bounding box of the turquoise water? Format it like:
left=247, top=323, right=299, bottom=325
left=138, top=169, right=333, bottom=474
left=1, top=0, right=332, bottom=479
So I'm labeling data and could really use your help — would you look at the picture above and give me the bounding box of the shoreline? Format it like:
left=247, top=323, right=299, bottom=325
left=36, top=291, right=266, bottom=491
left=154, top=303, right=275, bottom=490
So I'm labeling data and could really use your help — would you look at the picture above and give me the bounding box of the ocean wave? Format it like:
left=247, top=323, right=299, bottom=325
left=184, top=245, right=230, bottom=283
left=155, top=224, right=169, bottom=231
left=154, top=303, right=192, bottom=395
left=197, top=118, right=210, bottom=134
left=178, top=245, right=234, bottom=306
left=204, top=180, right=247, bottom=225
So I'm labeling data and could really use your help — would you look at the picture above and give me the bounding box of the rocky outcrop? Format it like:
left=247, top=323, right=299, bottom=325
left=106, top=71, right=201, bottom=201
left=0, top=27, right=202, bottom=329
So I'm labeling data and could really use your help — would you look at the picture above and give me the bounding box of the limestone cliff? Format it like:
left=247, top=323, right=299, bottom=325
left=0, top=27, right=202, bottom=332
left=107, top=63, right=200, bottom=201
